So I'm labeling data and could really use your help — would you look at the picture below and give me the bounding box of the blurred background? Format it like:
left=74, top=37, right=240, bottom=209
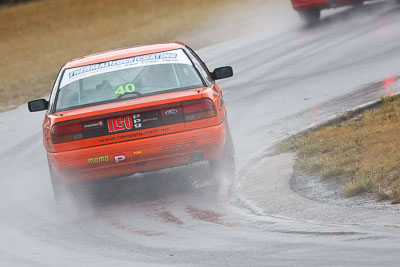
left=0, top=0, right=289, bottom=112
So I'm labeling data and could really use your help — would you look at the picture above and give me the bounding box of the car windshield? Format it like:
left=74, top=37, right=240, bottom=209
left=55, top=49, right=204, bottom=111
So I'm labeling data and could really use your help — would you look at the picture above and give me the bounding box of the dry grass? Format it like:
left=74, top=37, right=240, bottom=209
left=0, top=0, right=245, bottom=111
left=280, top=96, right=400, bottom=204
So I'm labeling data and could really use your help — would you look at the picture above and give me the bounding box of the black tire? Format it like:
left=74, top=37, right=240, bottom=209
left=209, top=122, right=236, bottom=178
left=48, top=162, right=90, bottom=205
left=298, top=8, right=321, bottom=24
left=48, top=162, right=69, bottom=204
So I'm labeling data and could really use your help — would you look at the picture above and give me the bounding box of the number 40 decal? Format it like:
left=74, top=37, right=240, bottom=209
left=115, top=83, right=136, bottom=95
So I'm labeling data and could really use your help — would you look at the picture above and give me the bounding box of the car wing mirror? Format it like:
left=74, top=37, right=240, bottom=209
left=211, top=66, right=233, bottom=80
left=28, top=99, right=49, bottom=112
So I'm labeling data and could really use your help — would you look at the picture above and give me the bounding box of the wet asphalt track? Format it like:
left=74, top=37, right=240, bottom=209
left=1, top=1, right=400, bottom=266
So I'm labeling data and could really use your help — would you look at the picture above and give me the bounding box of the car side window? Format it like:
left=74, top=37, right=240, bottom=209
left=184, top=46, right=214, bottom=85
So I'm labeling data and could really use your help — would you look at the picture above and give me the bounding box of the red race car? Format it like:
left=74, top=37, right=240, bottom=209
left=291, top=0, right=366, bottom=23
left=28, top=42, right=235, bottom=202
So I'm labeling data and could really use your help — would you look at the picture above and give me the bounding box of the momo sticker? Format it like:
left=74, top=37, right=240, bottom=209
left=88, top=156, right=109, bottom=164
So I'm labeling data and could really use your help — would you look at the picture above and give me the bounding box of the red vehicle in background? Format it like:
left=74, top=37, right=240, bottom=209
left=291, top=0, right=366, bottom=23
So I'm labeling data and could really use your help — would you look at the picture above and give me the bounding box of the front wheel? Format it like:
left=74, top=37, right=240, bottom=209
left=209, top=123, right=236, bottom=178
left=298, top=8, right=321, bottom=24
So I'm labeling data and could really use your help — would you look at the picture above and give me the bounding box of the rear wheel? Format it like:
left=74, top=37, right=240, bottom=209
left=48, top=162, right=90, bottom=205
left=48, top=163, right=70, bottom=204
left=298, top=8, right=321, bottom=24
left=209, top=122, right=235, bottom=178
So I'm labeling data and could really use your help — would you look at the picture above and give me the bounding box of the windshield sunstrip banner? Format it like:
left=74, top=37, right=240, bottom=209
left=60, top=49, right=192, bottom=88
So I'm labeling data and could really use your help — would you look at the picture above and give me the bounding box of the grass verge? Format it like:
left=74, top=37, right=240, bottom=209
left=279, top=96, right=400, bottom=204
left=1, top=0, right=255, bottom=112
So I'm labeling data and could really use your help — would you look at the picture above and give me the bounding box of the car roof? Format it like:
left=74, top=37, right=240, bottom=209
left=63, top=42, right=186, bottom=69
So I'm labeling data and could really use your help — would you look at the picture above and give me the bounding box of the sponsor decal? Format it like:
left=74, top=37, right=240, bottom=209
left=68, top=53, right=177, bottom=79
left=136, top=53, right=177, bottom=62
left=114, top=155, right=126, bottom=164
left=161, top=141, right=197, bottom=151
left=83, top=120, right=104, bottom=129
left=142, top=117, right=159, bottom=122
left=60, top=49, right=191, bottom=88
left=107, top=115, right=142, bottom=133
left=144, top=129, right=158, bottom=135
left=165, top=109, right=178, bottom=116
left=88, top=156, right=109, bottom=164
left=133, top=151, right=142, bottom=156
left=99, top=127, right=170, bottom=143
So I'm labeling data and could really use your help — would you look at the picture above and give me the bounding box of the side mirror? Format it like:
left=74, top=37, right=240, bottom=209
left=28, top=99, right=49, bottom=112
left=211, top=66, right=233, bottom=80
